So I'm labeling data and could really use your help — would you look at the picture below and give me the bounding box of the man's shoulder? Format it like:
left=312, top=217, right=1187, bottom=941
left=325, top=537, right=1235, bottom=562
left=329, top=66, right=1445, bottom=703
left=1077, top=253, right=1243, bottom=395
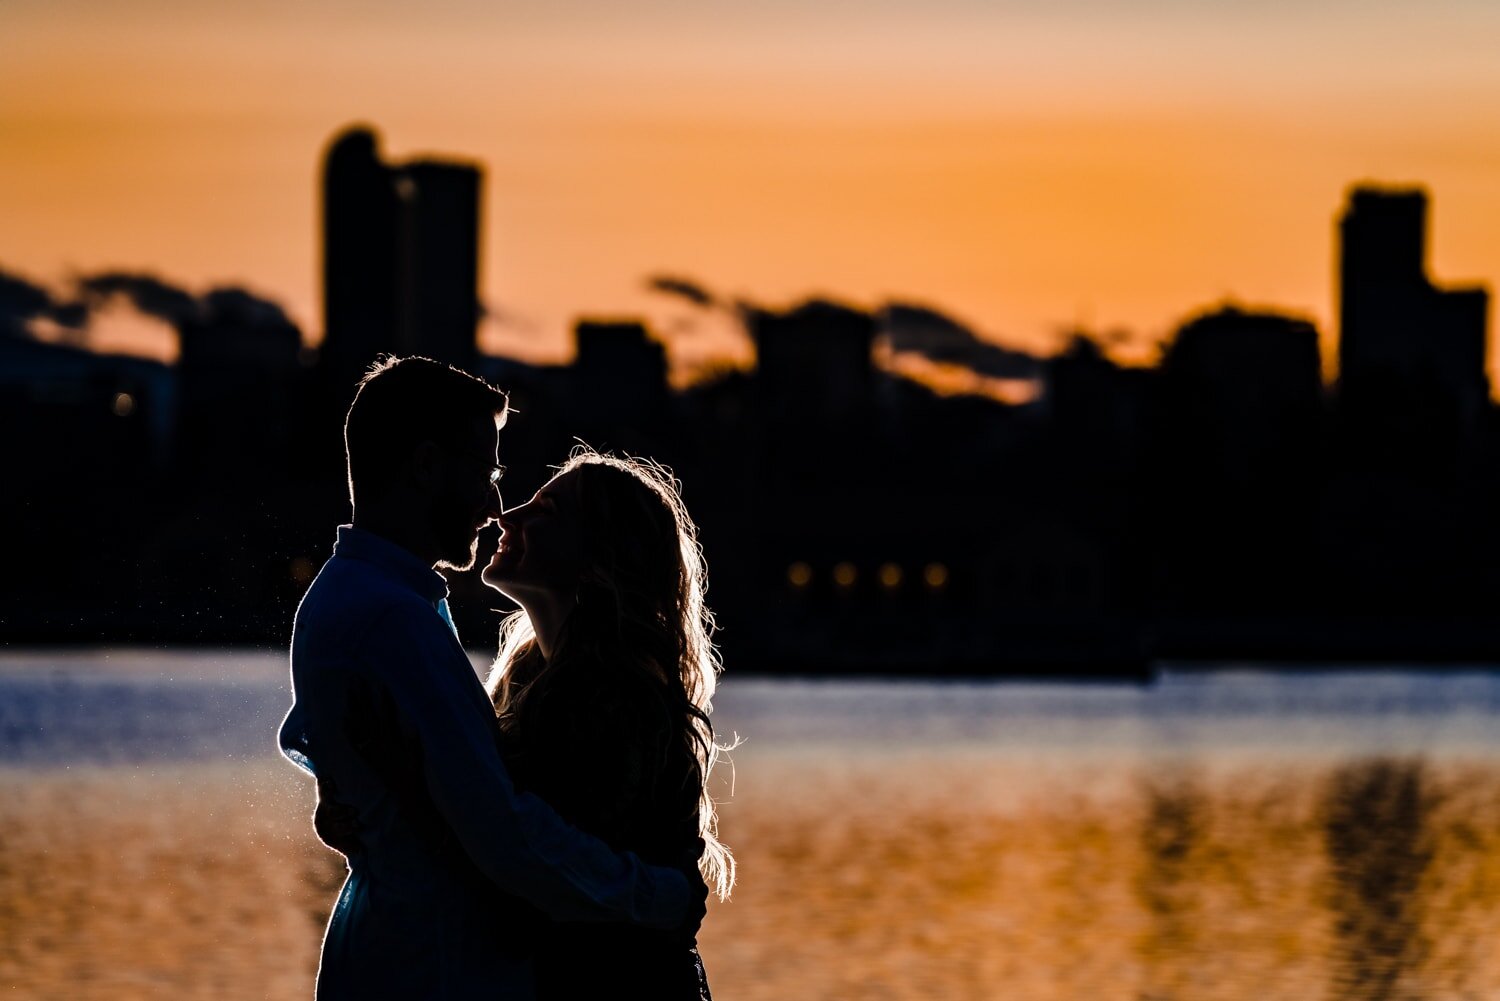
left=293, top=556, right=444, bottom=659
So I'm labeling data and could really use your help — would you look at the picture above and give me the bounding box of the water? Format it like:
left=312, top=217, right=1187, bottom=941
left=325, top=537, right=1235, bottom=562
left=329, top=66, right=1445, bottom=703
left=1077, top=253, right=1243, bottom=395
left=7, top=651, right=1498, bottom=764
left=5, top=651, right=1500, bottom=999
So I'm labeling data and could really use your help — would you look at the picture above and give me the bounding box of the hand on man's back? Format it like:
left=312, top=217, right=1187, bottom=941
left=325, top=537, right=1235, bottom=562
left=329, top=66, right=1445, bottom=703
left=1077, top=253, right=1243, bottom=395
left=672, top=837, right=710, bottom=947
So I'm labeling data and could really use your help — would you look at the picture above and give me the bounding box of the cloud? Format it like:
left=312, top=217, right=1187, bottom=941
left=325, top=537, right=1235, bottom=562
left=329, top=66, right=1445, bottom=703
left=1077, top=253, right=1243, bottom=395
left=78, top=273, right=299, bottom=336
left=79, top=272, right=202, bottom=326
left=0, top=269, right=54, bottom=335
left=879, top=302, right=1043, bottom=380
left=478, top=298, right=537, bottom=333
left=645, top=274, right=717, bottom=309
left=0, top=268, right=87, bottom=337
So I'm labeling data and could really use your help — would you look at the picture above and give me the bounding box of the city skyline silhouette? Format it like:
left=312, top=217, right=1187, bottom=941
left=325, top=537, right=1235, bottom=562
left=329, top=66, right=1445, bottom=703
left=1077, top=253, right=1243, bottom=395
left=3, top=124, right=1498, bottom=673
left=3, top=124, right=1491, bottom=395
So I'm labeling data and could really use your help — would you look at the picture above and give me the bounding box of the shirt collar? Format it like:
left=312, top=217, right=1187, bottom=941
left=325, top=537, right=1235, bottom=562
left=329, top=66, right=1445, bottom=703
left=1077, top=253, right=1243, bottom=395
left=333, top=525, right=449, bottom=604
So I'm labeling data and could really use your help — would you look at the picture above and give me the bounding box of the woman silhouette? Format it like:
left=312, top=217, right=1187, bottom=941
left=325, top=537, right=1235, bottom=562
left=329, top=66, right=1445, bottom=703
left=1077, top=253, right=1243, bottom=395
left=481, top=449, right=734, bottom=999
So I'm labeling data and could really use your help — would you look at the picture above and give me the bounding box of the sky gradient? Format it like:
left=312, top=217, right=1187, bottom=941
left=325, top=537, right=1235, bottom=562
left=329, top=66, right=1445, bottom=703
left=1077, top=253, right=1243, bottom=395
left=5, top=0, right=1500, bottom=378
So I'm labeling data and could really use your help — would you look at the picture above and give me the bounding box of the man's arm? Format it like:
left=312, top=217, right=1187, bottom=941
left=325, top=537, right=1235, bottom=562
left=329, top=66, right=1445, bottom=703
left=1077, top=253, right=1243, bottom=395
left=364, top=604, right=696, bottom=930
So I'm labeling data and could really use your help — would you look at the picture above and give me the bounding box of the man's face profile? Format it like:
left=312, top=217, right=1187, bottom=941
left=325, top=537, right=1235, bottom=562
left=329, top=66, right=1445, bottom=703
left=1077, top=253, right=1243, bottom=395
left=430, top=420, right=504, bottom=571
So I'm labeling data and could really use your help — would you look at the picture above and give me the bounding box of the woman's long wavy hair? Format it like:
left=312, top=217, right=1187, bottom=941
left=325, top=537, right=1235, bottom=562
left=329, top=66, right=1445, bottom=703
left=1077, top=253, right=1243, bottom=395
left=484, top=448, right=735, bottom=900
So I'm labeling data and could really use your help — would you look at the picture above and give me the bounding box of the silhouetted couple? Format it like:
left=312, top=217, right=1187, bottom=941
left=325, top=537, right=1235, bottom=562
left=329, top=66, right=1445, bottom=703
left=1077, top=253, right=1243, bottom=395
left=279, top=356, right=732, bottom=999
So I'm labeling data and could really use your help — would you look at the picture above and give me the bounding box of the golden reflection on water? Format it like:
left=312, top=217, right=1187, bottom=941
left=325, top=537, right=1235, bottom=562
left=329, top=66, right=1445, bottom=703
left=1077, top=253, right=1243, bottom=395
left=6, top=753, right=1500, bottom=999
left=706, top=753, right=1500, bottom=1001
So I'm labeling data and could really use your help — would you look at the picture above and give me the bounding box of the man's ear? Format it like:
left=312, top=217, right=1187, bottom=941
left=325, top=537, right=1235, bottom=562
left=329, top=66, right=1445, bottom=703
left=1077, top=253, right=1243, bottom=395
left=412, top=440, right=443, bottom=488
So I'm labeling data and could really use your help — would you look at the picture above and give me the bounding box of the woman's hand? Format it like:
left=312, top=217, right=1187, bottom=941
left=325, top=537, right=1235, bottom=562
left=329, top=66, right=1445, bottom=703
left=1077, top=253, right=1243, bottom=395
left=672, top=837, right=709, bottom=947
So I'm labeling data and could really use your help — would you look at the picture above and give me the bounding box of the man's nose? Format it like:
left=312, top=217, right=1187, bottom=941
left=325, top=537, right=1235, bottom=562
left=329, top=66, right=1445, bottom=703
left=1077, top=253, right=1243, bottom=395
left=495, top=501, right=526, bottom=530
left=484, top=484, right=505, bottom=522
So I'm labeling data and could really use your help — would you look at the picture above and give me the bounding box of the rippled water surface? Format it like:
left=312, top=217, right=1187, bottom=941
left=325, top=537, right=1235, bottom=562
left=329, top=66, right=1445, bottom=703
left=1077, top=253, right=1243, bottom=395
left=5, top=651, right=1500, bottom=999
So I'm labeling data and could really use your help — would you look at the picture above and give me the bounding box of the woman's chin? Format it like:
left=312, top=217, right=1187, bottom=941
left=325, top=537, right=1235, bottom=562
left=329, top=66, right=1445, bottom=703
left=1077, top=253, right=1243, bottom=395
left=480, top=563, right=510, bottom=590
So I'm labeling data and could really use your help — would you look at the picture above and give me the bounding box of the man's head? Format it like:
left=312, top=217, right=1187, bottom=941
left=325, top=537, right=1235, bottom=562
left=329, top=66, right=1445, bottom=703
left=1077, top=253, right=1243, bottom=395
left=345, top=356, right=509, bottom=570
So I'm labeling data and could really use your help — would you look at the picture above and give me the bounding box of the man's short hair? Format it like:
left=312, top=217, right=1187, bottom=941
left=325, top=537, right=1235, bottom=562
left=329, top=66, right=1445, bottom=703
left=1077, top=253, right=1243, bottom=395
left=344, top=355, right=509, bottom=503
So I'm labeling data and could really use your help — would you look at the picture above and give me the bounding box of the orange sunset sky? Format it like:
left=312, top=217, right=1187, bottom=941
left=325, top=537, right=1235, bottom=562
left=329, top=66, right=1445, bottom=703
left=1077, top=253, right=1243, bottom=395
left=4, top=0, right=1500, bottom=380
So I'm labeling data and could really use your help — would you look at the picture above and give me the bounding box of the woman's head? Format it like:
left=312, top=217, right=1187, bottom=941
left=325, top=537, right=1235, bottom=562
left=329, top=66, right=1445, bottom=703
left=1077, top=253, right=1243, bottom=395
left=480, top=466, right=588, bottom=615
left=483, top=452, right=704, bottom=679
left=483, top=447, right=734, bottom=898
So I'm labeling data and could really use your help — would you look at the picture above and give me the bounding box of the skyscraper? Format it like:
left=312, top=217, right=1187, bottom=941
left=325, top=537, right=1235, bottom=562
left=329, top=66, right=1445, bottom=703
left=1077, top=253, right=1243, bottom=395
left=751, top=300, right=875, bottom=424
left=320, top=126, right=481, bottom=400
left=574, top=319, right=668, bottom=409
left=399, top=161, right=481, bottom=376
left=1337, top=186, right=1488, bottom=438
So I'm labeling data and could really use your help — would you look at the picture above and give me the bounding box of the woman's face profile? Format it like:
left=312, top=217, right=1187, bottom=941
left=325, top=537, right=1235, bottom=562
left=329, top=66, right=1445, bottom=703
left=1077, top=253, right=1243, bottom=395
left=482, top=470, right=587, bottom=604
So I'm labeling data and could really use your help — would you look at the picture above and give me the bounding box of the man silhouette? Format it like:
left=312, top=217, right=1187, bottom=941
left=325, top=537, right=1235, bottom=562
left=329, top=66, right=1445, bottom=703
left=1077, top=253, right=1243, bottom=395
left=279, top=356, right=701, bottom=999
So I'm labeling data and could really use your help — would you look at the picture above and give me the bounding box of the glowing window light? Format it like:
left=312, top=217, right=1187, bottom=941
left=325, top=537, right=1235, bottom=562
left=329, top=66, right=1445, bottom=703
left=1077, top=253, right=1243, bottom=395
left=923, top=563, right=949, bottom=589
left=111, top=392, right=135, bottom=417
left=832, top=562, right=858, bottom=588
left=878, top=563, right=903, bottom=589
left=787, top=562, right=813, bottom=588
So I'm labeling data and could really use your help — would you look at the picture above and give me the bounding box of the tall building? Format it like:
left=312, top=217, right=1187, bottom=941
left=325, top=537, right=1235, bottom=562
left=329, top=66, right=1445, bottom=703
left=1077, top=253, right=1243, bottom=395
left=177, top=289, right=304, bottom=473
left=400, top=161, right=481, bottom=374
left=1337, top=186, right=1489, bottom=437
left=1332, top=187, right=1491, bottom=610
left=321, top=128, right=401, bottom=396
left=320, top=126, right=481, bottom=400
left=751, top=299, right=875, bottom=423
left=1162, top=305, right=1323, bottom=483
left=1140, top=307, right=1324, bottom=612
left=574, top=320, right=668, bottom=407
